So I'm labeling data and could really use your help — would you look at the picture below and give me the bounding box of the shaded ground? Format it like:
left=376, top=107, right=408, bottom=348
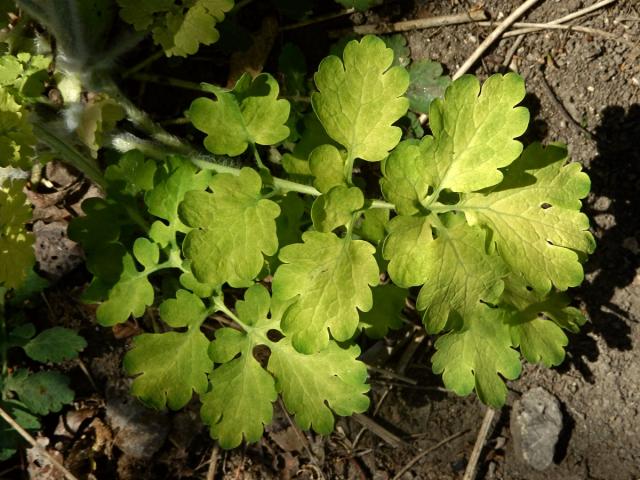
left=2, top=0, right=640, bottom=479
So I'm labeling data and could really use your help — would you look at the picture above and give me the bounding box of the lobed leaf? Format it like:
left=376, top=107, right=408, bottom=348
left=189, top=74, right=290, bottom=156
left=272, top=231, right=379, bottom=353
left=23, top=327, right=86, bottom=363
left=312, top=35, right=409, bottom=162
left=181, top=168, right=280, bottom=287
left=432, top=307, right=521, bottom=408
left=460, top=143, right=595, bottom=291
left=0, top=180, right=34, bottom=289
left=125, top=328, right=212, bottom=410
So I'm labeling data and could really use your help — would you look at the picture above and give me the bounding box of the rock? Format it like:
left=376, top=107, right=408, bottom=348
left=106, top=393, right=170, bottom=460
left=511, top=387, right=563, bottom=471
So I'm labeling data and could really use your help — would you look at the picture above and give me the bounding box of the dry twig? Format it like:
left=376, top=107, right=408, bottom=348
left=352, top=413, right=404, bottom=448
left=331, top=10, right=488, bottom=37
left=206, top=443, right=219, bottom=480
left=454, top=0, right=541, bottom=79
left=462, top=407, right=497, bottom=480
left=391, top=429, right=470, bottom=480
left=0, top=404, right=79, bottom=480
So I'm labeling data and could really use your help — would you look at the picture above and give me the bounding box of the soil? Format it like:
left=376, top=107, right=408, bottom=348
left=2, top=0, right=640, bottom=479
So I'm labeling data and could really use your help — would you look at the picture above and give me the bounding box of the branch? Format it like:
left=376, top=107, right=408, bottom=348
left=0, top=404, right=79, bottom=480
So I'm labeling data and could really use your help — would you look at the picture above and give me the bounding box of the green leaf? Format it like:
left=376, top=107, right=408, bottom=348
left=23, top=327, right=86, bottom=363
left=269, top=341, right=369, bottom=433
left=359, top=208, right=389, bottom=245
left=0, top=88, right=36, bottom=170
left=6, top=370, right=74, bottom=415
left=0, top=180, right=34, bottom=289
left=158, top=289, right=209, bottom=328
left=412, top=218, right=508, bottom=334
left=105, top=150, right=157, bottom=196
left=145, top=156, right=212, bottom=233
left=118, top=0, right=235, bottom=57
left=272, top=231, right=379, bottom=353
left=181, top=168, right=280, bottom=287
left=311, top=185, right=363, bottom=232
left=202, top=350, right=276, bottom=449
left=203, top=285, right=277, bottom=448
left=380, top=139, right=430, bottom=216
left=203, top=285, right=370, bottom=447
left=407, top=59, right=451, bottom=114
left=95, top=253, right=154, bottom=326
left=282, top=113, right=337, bottom=181
left=309, top=144, right=347, bottom=193
left=426, top=73, right=529, bottom=192
left=502, top=274, right=586, bottom=366
left=383, top=215, right=433, bottom=287
left=124, top=328, right=212, bottom=410
left=359, top=284, right=406, bottom=338
left=432, top=307, right=521, bottom=408
left=383, top=34, right=410, bottom=68
left=312, top=35, right=409, bottom=162
left=460, top=143, right=595, bottom=291
left=189, top=73, right=290, bottom=156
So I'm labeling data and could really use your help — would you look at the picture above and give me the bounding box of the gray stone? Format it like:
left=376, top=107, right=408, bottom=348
left=511, top=387, right=564, bottom=471
left=106, top=393, right=171, bottom=459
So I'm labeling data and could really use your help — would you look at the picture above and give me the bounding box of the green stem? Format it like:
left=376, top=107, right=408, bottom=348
left=122, top=50, right=165, bottom=78
left=32, top=123, right=106, bottom=189
left=212, top=297, right=253, bottom=333
left=99, top=79, right=193, bottom=155
left=251, top=144, right=266, bottom=170
left=131, top=73, right=207, bottom=93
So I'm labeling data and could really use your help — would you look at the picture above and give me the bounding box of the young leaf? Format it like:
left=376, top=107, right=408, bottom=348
left=124, top=328, right=212, bottom=410
left=407, top=59, right=451, bottom=114
left=117, top=0, right=235, bottom=57
left=146, top=156, right=211, bottom=225
left=359, top=208, right=389, bottom=245
left=203, top=285, right=278, bottom=448
left=272, top=231, right=379, bottom=353
left=6, top=370, right=74, bottom=415
left=503, top=274, right=586, bottom=367
left=432, top=307, right=521, bottom=408
left=0, top=88, right=36, bottom=170
left=312, top=35, right=409, bottom=162
left=203, top=285, right=370, bottom=447
left=380, top=139, right=430, bottom=215
left=95, top=253, right=154, bottom=326
left=202, top=348, right=277, bottom=449
left=383, top=34, right=410, bottom=68
left=189, top=74, right=290, bottom=156
left=269, top=341, right=369, bottom=433
left=104, top=150, right=157, bottom=196
left=311, top=185, right=363, bottom=232
left=0, top=179, right=34, bottom=289
left=158, top=289, right=209, bottom=328
left=425, top=73, right=529, bottom=192
left=460, top=143, right=595, bottom=291
left=181, top=168, right=280, bottom=287
left=23, top=327, right=87, bottom=363
left=383, top=215, right=434, bottom=287
left=359, top=284, right=406, bottom=338
left=281, top=113, right=336, bottom=181
left=308, top=144, right=347, bottom=193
